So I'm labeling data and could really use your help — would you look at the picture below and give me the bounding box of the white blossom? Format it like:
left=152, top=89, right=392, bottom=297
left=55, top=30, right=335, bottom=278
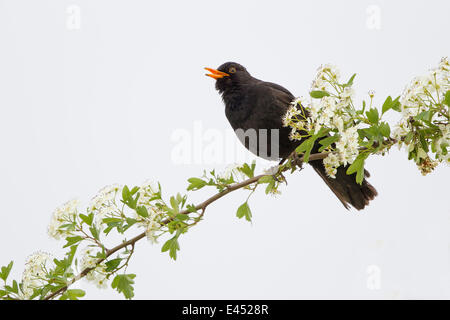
left=88, top=184, right=122, bottom=228
left=21, top=251, right=53, bottom=299
left=145, top=219, right=161, bottom=244
left=132, top=180, right=164, bottom=243
left=311, top=64, right=340, bottom=91
left=395, top=57, right=449, bottom=166
left=79, top=247, right=109, bottom=289
left=323, top=153, right=339, bottom=178
left=336, top=127, right=359, bottom=166
left=48, top=199, right=80, bottom=240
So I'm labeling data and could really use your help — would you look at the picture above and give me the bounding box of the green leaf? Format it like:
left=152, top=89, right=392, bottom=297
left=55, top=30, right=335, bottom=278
left=79, top=213, right=93, bottom=226
left=346, top=153, right=369, bottom=184
left=318, top=135, right=340, bottom=152
left=0, top=261, right=13, bottom=282
left=89, top=226, right=100, bottom=240
left=295, top=137, right=314, bottom=162
left=238, top=162, right=255, bottom=179
left=265, top=180, right=276, bottom=194
left=161, top=236, right=180, bottom=260
left=6, top=280, right=19, bottom=294
left=444, top=90, right=450, bottom=107
left=391, top=96, right=401, bottom=112
left=175, top=214, right=189, bottom=221
left=418, top=131, right=429, bottom=152
left=59, top=289, right=85, bottom=300
left=187, top=177, right=207, bottom=191
left=258, top=175, right=274, bottom=184
left=186, top=204, right=198, bottom=213
left=130, top=186, right=140, bottom=195
left=136, top=206, right=149, bottom=218
left=414, top=110, right=433, bottom=122
left=63, top=236, right=84, bottom=248
left=102, top=217, right=123, bottom=224
left=105, top=258, right=123, bottom=272
left=344, top=73, right=356, bottom=87
left=122, top=186, right=130, bottom=201
left=236, top=202, right=252, bottom=222
left=170, top=196, right=179, bottom=214
left=404, top=131, right=414, bottom=144
left=379, top=122, right=391, bottom=138
left=111, top=274, right=136, bottom=299
left=126, top=218, right=138, bottom=226
left=381, top=96, right=393, bottom=115
left=310, top=90, right=330, bottom=99
left=366, top=108, right=379, bottom=124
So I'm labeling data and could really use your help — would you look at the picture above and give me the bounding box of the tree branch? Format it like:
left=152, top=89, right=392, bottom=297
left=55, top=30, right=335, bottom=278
left=43, top=151, right=328, bottom=300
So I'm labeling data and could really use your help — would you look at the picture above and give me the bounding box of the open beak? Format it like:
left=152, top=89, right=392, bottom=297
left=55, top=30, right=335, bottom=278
left=204, top=67, right=229, bottom=80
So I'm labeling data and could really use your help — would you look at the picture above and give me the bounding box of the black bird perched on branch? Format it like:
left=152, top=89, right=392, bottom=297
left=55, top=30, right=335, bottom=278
left=205, top=62, right=377, bottom=210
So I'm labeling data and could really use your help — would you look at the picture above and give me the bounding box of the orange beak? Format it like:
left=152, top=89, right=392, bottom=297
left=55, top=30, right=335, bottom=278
left=204, top=67, right=229, bottom=80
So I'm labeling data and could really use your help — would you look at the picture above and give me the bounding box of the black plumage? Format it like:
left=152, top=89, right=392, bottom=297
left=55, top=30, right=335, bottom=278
left=206, top=62, right=377, bottom=210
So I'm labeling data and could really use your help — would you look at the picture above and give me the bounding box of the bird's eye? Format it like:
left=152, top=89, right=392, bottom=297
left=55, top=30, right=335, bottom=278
left=229, top=67, right=236, bottom=74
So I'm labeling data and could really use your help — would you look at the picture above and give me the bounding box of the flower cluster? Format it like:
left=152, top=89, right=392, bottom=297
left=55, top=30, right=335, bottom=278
left=323, top=127, right=360, bottom=178
left=88, top=184, right=122, bottom=229
left=394, top=57, right=449, bottom=173
left=136, top=180, right=163, bottom=243
left=283, top=64, right=362, bottom=179
left=21, top=251, right=53, bottom=299
left=48, top=199, right=80, bottom=240
left=79, top=247, right=108, bottom=289
left=311, top=64, right=341, bottom=91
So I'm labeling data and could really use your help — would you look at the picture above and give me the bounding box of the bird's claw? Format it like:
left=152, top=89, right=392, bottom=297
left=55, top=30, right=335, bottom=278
left=288, top=151, right=303, bottom=171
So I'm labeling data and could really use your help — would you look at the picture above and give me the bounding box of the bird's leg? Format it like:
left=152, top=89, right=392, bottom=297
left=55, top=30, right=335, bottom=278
left=289, top=150, right=304, bottom=171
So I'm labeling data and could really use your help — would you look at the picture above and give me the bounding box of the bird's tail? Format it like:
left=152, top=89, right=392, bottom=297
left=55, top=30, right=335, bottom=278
left=309, top=160, right=378, bottom=210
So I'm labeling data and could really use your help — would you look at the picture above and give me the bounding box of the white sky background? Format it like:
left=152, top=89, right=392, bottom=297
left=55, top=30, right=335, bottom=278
left=0, top=0, right=449, bottom=299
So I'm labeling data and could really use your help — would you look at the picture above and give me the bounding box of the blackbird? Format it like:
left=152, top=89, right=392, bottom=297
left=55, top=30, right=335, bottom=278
left=205, top=62, right=377, bottom=210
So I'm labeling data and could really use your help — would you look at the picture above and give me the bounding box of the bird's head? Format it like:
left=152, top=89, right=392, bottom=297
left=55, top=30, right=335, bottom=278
left=205, top=62, right=252, bottom=94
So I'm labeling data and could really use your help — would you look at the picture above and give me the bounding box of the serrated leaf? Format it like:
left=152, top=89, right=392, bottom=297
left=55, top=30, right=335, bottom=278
left=187, top=178, right=207, bottom=191
left=0, top=261, right=13, bottom=282
left=111, top=274, right=136, bottom=299
left=105, top=258, right=123, bottom=272
left=238, top=163, right=255, bottom=178
left=79, top=213, right=93, bottom=226
left=366, top=108, right=379, bottom=124
left=161, top=236, right=180, bottom=260
left=236, top=202, right=252, bottom=222
left=379, top=122, right=391, bottom=138
left=391, top=96, right=401, bottom=112
left=59, top=289, right=85, bottom=300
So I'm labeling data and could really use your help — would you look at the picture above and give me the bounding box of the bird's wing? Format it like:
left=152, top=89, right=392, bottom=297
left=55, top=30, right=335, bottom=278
left=260, top=81, right=295, bottom=107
